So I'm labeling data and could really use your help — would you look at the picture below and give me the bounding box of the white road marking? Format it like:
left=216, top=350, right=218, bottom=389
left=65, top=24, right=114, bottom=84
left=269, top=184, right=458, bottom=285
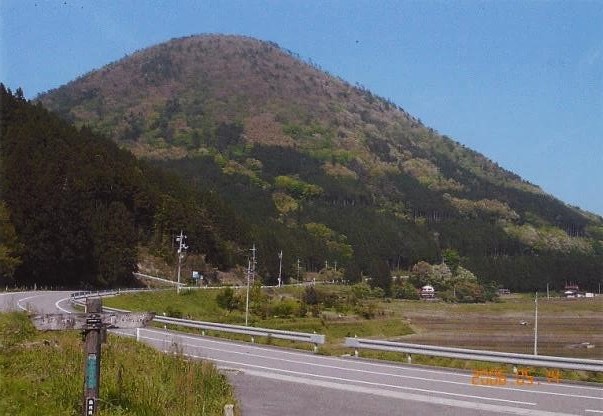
left=138, top=326, right=602, bottom=392
left=113, top=319, right=602, bottom=392
left=236, top=369, right=580, bottom=416
left=16, top=293, right=47, bottom=311
left=137, top=327, right=603, bottom=402
left=136, top=330, right=538, bottom=406
left=55, top=297, right=73, bottom=313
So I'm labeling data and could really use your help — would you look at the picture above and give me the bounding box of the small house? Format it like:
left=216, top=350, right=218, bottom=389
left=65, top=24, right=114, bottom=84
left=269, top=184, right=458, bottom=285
left=420, top=285, right=435, bottom=299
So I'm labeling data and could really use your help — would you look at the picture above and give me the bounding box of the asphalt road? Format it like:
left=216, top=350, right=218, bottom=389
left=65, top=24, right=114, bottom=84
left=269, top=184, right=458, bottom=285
left=2, top=291, right=602, bottom=415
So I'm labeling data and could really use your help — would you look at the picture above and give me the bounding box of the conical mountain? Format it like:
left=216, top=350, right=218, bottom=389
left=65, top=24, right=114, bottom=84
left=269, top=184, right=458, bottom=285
left=37, top=34, right=603, bottom=291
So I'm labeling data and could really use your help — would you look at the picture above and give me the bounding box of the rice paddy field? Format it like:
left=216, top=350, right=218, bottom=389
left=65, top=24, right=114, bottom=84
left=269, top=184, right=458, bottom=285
left=383, top=295, right=603, bottom=360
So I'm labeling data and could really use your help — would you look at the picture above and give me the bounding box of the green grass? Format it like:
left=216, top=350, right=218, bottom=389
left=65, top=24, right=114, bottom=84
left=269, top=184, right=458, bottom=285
left=103, top=288, right=414, bottom=348
left=0, top=311, right=238, bottom=416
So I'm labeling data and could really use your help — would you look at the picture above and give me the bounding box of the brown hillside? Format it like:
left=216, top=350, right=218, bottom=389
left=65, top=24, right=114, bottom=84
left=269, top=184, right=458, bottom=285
left=37, top=34, right=603, bottom=260
left=39, top=34, right=525, bottom=192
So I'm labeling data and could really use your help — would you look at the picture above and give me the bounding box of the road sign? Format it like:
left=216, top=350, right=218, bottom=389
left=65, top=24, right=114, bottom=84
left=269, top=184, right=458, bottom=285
left=31, top=312, right=155, bottom=331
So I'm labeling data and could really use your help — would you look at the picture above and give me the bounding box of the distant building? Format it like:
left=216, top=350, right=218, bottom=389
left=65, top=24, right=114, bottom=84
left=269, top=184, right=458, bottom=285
left=564, top=283, right=579, bottom=298
left=420, top=285, right=435, bottom=299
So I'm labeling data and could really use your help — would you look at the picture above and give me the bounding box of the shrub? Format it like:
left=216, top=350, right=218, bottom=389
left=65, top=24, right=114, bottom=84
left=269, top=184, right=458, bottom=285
left=351, top=282, right=372, bottom=300
left=270, top=299, right=298, bottom=318
left=165, top=305, right=183, bottom=318
left=216, top=287, right=240, bottom=311
left=392, top=281, right=420, bottom=300
left=354, top=301, right=378, bottom=319
left=302, top=286, right=319, bottom=305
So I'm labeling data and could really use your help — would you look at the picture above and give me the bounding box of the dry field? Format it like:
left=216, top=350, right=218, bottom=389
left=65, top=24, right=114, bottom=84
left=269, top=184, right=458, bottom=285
left=382, top=295, right=602, bottom=359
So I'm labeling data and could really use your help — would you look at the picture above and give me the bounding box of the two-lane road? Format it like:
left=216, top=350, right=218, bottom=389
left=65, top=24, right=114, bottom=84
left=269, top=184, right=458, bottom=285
left=0, top=290, right=76, bottom=314
left=2, top=291, right=601, bottom=415
left=119, top=327, right=602, bottom=416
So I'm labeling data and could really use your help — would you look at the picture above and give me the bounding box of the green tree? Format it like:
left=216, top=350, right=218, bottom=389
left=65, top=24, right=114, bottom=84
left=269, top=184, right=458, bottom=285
left=442, top=248, right=461, bottom=274
left=453, top=280, right=486, bottom=303
left=0, top=202, right=22, bottom=284
left=392, top=280, right=420, bottom=300
left=409, top=261, right=432, bottom=287
left=302, top=286, right=319, bottom=305
left=89, top=201, right=138, bottom=287
left=351, top=282, right=372, bottom=300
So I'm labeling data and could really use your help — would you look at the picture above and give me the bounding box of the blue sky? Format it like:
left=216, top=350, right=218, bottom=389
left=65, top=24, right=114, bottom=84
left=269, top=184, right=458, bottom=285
left=2, top=0, right=602, bottom=215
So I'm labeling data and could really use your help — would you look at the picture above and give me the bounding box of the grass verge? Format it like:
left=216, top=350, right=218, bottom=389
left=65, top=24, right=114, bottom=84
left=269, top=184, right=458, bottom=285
left=0, top=311, right=238, bottom=416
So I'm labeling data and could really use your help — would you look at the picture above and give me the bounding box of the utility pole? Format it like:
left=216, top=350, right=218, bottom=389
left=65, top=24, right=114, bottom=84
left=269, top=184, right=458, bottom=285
left=176, top=230, right=188, bottom=294
left=534, top=292, right=538, bottom=356
left=245, top=244, right=256, bottom=326
left=251, top=244, right=257, bottom=285
left=278, top=250, right=283, bottom=287
left=297, top=258, right=301, bottom=283
left=245, top=259, right=251, bottom=326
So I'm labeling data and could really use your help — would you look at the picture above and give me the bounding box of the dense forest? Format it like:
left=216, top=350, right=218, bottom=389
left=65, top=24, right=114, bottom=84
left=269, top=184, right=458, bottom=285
left=0, top=85, right=249, bottom=287
left=3, top=35, right=603, bottom=293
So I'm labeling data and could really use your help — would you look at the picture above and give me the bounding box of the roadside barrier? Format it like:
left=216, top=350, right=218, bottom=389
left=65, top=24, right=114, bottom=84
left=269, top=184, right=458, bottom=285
left=344, top=337, right=603, bottom=372
left=71, top=290, right=325, bottom=352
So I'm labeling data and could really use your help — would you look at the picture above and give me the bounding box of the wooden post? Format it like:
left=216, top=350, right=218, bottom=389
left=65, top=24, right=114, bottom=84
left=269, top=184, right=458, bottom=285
left=30, top=299, right=154, bottom=416
left=83, top=297, right=102, bottom=416
left=224, top=404, right=234, bottom=416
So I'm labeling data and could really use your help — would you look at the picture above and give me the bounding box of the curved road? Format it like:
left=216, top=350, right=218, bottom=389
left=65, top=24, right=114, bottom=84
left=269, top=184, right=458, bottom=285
left=2, top=291, right=601, bottom=415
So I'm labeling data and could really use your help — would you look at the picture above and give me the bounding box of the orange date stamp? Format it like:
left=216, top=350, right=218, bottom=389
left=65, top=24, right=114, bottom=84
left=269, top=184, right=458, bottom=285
left=471, top=367, right=561, bottom=386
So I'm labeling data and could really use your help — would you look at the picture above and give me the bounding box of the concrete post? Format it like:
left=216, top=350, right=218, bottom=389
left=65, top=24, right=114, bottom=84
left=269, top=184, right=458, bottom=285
left=83, top=297, right=102, bottom=416
left=224, top=404, right=235, bottom=416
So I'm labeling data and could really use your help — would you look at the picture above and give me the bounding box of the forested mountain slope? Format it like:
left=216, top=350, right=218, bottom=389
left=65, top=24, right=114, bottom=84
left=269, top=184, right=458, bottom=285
left=27, top=35, right=603, bottom=291
left=0, top=85, right=249, bottom=287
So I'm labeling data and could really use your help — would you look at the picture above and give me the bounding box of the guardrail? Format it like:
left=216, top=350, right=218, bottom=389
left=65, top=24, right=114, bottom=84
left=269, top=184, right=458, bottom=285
left=70, top=288, right=156, bottom=302
left=153, top=315, right=325, bottom=351
left=71, top=290, right=325, bottom=352
left=344, top=337, right=603, bottom=372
